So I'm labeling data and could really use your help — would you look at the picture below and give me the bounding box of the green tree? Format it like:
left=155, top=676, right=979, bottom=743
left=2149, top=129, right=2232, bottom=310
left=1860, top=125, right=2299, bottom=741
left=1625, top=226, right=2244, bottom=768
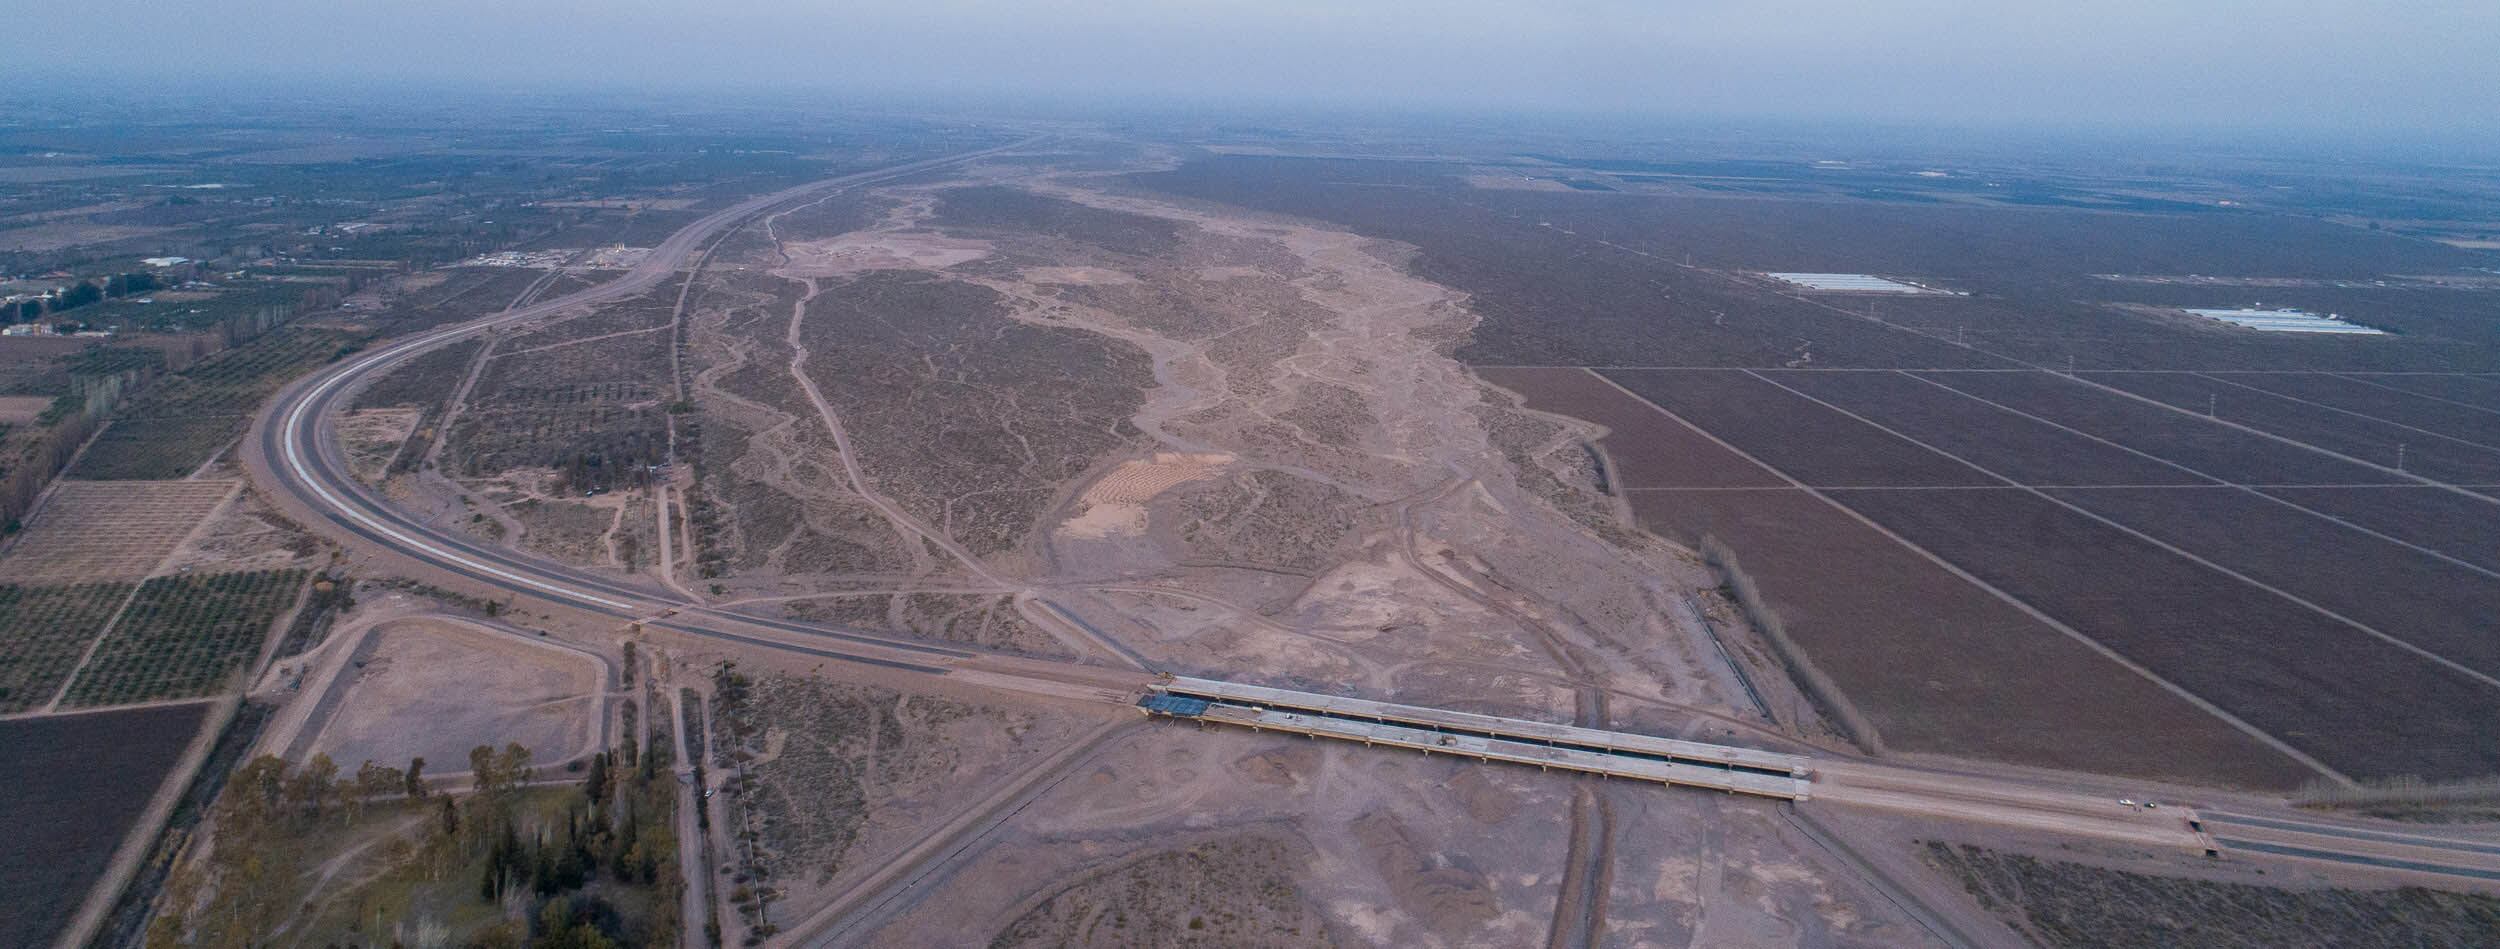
left=472, top=744, right=498, bottom=793
left=583, top=751, right=610, bottom=804
left=224, top=755, right=291, bottom=829
left=54, top=281, right=102, bottom=311
left=286, top=753, right=339, bottom=821
left=351, top=759, right=404, bottom=818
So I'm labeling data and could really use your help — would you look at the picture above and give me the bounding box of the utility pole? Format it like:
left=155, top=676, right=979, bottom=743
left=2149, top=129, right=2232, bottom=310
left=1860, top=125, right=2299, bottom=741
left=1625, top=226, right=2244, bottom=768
left=2208, top=392, right=2217, bottom=418
left=2397, top=443, right=2408, bottom=472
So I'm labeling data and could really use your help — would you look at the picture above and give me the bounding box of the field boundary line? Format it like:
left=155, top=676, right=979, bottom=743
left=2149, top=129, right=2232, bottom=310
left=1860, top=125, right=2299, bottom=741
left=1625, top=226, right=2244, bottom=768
left=1582, top=369, right=2352, bottom=785
left=2331, top=372, right=2500, bottom=420
left=2182, top=371, right=2500, bottom=454
left=2053, top=372, right=2500, bottom=508
left=0, top=419, right=118, bottom=564
left=418, top=325, right=503, bottom=471
left=1749, top=369, right=2500, bottom=696
left=0, top=694, right=216, bottom=722
left=245, top=570, right=322, bottom=695
left=184, top=433, right=247, bottom=480
left=1902, top=372, right=2500, bottom=582
left=42, top=481, right=244, bottom=713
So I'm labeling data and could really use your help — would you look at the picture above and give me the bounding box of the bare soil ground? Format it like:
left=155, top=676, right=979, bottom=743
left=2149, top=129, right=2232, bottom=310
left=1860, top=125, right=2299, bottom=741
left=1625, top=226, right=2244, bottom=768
left=508, top=490, right=632, bottom=566
left=779, top=593, right=1074, bottom=658
left=159, top=485, right=325, bottom=575
left=0, top=480, right=234, bottom=582
left=682, top=165, right=1754, bottom=730
left=709, top=673, right=1102, bottom=937
left=335, top=407, right=421, bottom=481
left=858, top=723, right=1930, bottom=947
left=682, top=267, right=927, bottom=591
left=0, top=395, right=53, bottom=424
left=299, top=616, right=605, bottom=772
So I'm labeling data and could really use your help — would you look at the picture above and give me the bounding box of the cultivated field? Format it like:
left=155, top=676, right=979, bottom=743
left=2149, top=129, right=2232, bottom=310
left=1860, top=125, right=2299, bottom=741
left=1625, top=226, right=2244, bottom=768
left=62, top=569, right=306, bottom=707
left=0, top=581, right=137, bottom=712
left=0, top=703, right=206, bottom=949
left=1140, top=156, right=2500, bottom=788
left=447, top=328, right=672, bottom=486
left=0, top=480, right=233, bottom=582
left=1926, top=843, right=2500, bottom=948
left=71, top=328, right=357, bottom=480
left=2082, top=370, right=2500, bottom=490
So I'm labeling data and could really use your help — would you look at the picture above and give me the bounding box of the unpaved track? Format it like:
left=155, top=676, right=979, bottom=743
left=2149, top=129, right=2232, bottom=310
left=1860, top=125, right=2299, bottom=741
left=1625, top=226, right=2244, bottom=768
left=784, top=719, right=1137, bottom=947
left=672, top=687, right=712, bottom=949
left=250, top=142, right=1049, bottom=667
left=1544, top=782, right=1613, bottom=949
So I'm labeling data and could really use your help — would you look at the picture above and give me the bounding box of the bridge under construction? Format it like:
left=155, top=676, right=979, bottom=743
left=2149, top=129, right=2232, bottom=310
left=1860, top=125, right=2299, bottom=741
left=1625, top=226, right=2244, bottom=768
left=1137, top=676, right=1814, bottom=800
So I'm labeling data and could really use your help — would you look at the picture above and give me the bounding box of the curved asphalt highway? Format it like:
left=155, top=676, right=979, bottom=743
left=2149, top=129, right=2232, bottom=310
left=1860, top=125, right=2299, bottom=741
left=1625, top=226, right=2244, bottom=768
left=249, top=144, right=1052, bottom=676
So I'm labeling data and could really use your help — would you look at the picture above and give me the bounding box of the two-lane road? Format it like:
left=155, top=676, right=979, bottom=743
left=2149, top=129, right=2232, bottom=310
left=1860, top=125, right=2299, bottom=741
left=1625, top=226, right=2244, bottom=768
left=246, top=140, right=1160, bottom=700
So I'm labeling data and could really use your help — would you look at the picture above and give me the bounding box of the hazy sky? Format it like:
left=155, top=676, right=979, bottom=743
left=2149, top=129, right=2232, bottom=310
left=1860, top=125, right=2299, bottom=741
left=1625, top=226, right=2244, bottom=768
left=11, top=0, right=2498, bottom=136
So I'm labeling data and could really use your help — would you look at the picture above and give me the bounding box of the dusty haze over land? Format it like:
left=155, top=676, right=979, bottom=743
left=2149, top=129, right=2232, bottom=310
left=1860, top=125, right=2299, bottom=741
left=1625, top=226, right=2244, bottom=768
left=6, top=0, right=2498, bottom=137
left=8, top=1, right=2500, bottom=943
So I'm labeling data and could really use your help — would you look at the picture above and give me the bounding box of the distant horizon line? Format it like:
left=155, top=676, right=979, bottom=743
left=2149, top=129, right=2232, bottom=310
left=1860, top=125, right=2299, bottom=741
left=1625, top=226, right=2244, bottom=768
left=5, top=71, right=2496, bottom=160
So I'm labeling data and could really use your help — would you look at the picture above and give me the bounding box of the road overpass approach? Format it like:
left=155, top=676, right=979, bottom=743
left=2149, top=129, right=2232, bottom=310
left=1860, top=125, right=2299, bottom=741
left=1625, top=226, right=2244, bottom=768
left=1141, top=677, right=1813, bottom=799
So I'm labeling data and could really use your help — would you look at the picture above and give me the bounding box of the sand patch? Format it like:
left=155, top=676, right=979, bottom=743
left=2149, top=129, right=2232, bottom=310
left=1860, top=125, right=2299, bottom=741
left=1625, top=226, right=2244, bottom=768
left=302, top=617, right=602, bottom=771
left=1058, top=502, right=1147, bottom=540
left=1059, top=452, right=1234, bottom=540
left=1022, top=266, right=1139, bottom=286
left=777, top=232, right=991, bottom=276
left=1192, top=266, right=1268, bottom=281
left=0, top=395, right=53, bottom=424
left=336, top=407, right=421, bottom=481
left=1079, top=452, right=1233, bottom=505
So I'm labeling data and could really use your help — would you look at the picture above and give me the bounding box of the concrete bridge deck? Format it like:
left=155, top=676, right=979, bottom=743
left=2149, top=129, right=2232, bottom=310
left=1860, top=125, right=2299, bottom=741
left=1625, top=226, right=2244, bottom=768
left=1140, top=677, right=1814, bottom=800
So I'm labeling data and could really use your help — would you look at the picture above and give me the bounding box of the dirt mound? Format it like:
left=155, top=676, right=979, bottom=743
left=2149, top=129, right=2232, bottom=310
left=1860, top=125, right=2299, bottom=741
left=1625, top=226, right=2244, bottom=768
left=1445, top=769, right=1521, bottom=824
left=1351, top=811, right=1499, bottom=935
left=1229, top=746, right=1319, bottom=787
left=1081, top=452, right=1234, bottom=505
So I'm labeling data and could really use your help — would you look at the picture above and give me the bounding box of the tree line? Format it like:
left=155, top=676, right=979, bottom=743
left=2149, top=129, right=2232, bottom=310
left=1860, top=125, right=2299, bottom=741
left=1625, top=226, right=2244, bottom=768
left=147, top=739, right=684, bottom=949
left=12, top=271, right=164, bottom=323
